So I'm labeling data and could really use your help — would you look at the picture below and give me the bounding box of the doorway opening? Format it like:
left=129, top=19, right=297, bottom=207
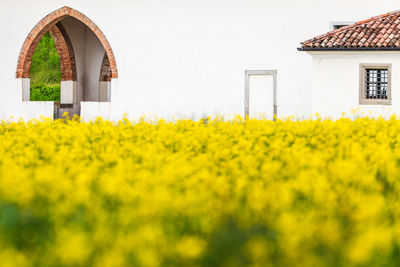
left=244, top=70, right=278, bottom=120
left=16, top=6, right=118, bottom=119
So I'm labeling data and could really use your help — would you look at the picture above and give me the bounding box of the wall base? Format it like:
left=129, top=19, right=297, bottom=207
left=80, top=102, right=111, bottom=122
left=21, top=101, right=54, bottom=121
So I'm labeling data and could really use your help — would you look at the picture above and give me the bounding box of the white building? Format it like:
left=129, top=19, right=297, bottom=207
left=300, top=10, right=400, bottom=119
left=1, top=1, right=400, bottom=121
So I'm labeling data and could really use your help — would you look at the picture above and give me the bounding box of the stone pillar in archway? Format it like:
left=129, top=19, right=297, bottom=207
left=22, top=78, right=30, bottom=101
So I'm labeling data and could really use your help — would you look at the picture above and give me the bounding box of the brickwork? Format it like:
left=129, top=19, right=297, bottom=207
left=16, top=6, right=118, bottom=79
left=100, top=53, right=112, bottom=82
left=49, top=23, right=77, bottom=81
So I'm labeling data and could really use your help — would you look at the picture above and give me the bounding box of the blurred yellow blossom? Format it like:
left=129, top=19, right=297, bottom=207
left=0, top=116, right=398, bottom=266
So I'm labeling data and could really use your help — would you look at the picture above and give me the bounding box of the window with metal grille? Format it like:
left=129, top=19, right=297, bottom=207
left=359, top=64, right=391, bottom=105
left=365, top=69, right=388, bottom=99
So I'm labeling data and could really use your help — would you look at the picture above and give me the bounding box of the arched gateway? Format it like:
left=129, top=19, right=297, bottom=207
left=16, top=6, right=118, bottom=117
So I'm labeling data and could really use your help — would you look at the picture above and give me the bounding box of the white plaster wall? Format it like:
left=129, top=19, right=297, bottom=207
left=21, top=102, right=54, bottom=121
left=249, top=75, right=274, bottom=119
left=310, top=52, right=400, bottom=119
left=2, top=0, right=400, bottom=120
left=81, top=102, right=111, bottom=122
left=84, top=27, right=105, bottom=102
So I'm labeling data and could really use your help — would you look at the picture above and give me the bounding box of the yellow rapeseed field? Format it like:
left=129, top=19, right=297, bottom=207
left=0, top=116, right=400, bottom=266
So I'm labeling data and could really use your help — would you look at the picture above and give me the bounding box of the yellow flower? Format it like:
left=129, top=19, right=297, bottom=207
left=0, top=116, right=398, bottom=266
left=175, top=236, right=206, bottom=260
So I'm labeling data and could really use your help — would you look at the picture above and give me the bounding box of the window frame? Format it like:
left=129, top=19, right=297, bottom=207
left=359, top=63, right=392, bottom=105
left=244, top=70, right=278, bottom=120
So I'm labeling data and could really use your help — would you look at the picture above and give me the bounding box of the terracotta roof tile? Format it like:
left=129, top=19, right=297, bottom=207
left=301, top=10, right=400, bottom=50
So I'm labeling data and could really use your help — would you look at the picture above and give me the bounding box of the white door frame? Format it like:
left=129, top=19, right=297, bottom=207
left=244, top=70, right=277, bottom=119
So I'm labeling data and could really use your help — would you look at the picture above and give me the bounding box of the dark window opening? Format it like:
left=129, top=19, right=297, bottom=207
left=333, top=25, right=347, bottom=30
left=365, top=69, right=388, bottom=100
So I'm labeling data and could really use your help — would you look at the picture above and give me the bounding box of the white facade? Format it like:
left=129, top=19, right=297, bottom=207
left=309, top=52, right=400, bottom=119
left=1, top=0, right=400, bottom=121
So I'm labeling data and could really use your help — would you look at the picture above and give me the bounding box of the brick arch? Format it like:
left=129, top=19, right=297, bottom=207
left=49, top=22, right=77, bottom=81
left=16, top=6, right=118, bottom=79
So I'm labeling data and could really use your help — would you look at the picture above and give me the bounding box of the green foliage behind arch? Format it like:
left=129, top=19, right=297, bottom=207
left=29, top=32, right=61, bottom=101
